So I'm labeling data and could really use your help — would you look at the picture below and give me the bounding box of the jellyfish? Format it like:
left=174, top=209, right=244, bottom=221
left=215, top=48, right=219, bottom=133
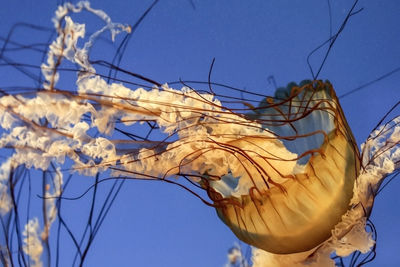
left=0, top=1, right=399, bottom=267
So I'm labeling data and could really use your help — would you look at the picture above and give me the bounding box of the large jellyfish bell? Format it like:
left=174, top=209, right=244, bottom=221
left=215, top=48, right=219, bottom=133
left=207, top=80, right=359, bottom=254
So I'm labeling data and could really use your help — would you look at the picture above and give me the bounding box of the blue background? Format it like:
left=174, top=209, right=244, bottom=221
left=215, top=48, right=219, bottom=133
left=0, top=0, right=399, bottom=266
